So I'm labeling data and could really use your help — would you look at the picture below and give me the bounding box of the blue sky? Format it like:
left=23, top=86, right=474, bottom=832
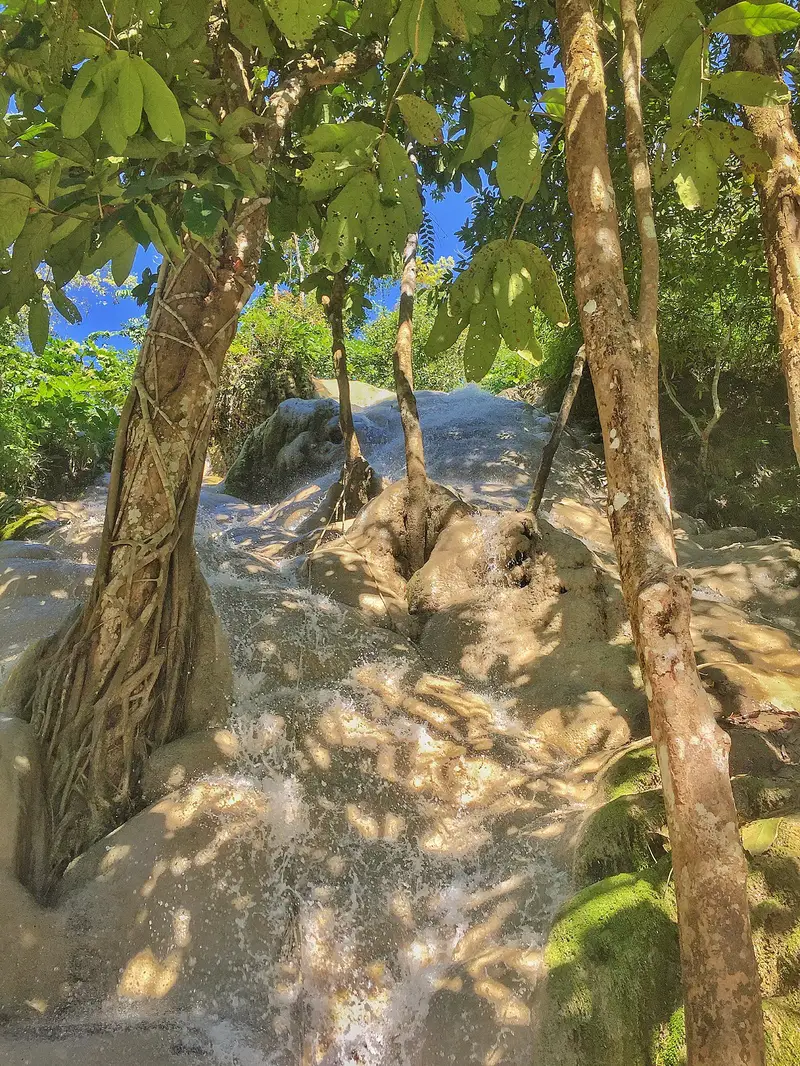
left=59, top=184, right=474, bottom=347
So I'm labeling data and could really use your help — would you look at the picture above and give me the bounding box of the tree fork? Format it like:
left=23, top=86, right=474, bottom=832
left=731, top=31, right=800, bottom=466
left=392, top=230, right=428, bottom=574
left=557, top=2, right=764, bottom=1063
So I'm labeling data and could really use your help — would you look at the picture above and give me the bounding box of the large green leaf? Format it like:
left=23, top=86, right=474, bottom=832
left=496, top=119, right=541, bottom=201
left=61, top=59, right=105, bottom=139
left=182, top=187, right=224, bottom=238
left=386, top=0, right=435, bottom=64
left=265, top=0, right=333, bottom=42
left=396, top=94, right=443, bottom=146
left=707, top=2, right=800, bottom=36
left=0, top=178, right=32, bottom=249
left=492, top=248, right=537, bottom=352
left=426, top=299, right=467, bottom=355
left=641, top=0, right=698, bottom=59
left=710, top=71, right=790, bottom=108
left=539, top=87, right=565, bottom=121
left=464, top=297, right=502, bottom=381
left=50, top=285, right=81, bottom=324
left=670, top=31, right=707, bottom=125
left=133, top=57, right=186, bottom=145
left=665, top=9, right=704, bottom=69
left=513, top=240, right=569, bottom=326
left=228, top=0, right=274, bottom=52
left=28, top=297, right=49, bottom=355
left=378, top=135, right=422, bottom=231
left=462, top=95, right=515, bottom=160
left=116, top=56, right=144, bottom=138
left=449, top=241, right=503, bottom=315
left=673, top=129, right=719, bottom=211
left=303, top=121, right=380, bottom=161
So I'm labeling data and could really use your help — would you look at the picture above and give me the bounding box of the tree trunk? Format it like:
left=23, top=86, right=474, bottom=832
left=731, top=33, right=800, bottom=466
left=324, top=267, right=377, bottom=516
left=557, top=3, right=764, bottom=1065
left=8, top=44, right=382, bottom=884
left=527, top=345, right=586, bottom=513
left=393, top=230, right=428, bottom=573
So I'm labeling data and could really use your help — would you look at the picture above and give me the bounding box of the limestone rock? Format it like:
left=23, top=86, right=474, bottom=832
left=224, top=397, right=341, bottom=503
left=139, top=728, right=240, bottom=804
left=0, top=871, right=68, bottom=1016
left=0, top=716, right=48, bottom=897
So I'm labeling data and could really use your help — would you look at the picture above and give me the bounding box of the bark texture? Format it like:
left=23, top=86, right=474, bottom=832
left=527, top=345, right=586, bottom=513
left=323, top=268, right=378, bottom=516
left=393, top=231, right=428, bottom=573
left=13, top=42, right=382, bottom=883
left=557, top=2, right=764, bottom=1064
left=732, top=33, right=800, bottom=466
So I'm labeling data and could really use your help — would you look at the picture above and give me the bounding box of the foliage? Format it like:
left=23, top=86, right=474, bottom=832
left=210, top=292, right=326, bottom=470
left=0, top=335, right=133, bottom=497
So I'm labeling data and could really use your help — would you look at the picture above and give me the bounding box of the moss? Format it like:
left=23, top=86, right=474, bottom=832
left=749, top=818, right=800, bottom=999
left=764, top=996, right=800, bottom=1066
left=603, top=744, right=662, bottom=799
left=540, top=864, right=681, bottom=1066
left=574, top=746, right=667, bottom=885
left=651, top=1007, right=686, bottom=1066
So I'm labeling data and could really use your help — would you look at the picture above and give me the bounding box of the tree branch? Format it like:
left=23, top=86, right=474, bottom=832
left=620, top=0, right=659, bottom=337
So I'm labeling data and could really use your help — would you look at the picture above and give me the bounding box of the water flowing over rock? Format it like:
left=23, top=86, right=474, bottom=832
left=0, top=386, right=798, bottom=1064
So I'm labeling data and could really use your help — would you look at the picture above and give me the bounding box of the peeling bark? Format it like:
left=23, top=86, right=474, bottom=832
left=732, top=33, right=800, bottom=466
left=10, top=42, right=383, bottom=882
left=556, top=2, right=764, bottom=1063
left=393, top=230, right=428, bottom=573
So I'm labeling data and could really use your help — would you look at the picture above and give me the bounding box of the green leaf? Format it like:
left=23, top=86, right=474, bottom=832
left=49, top=286, right=81, bottom=324
left=111, top=235, right=138, bottom=285
left=463, top=95, right=515, bottom=160
left=665, top=10, right=704, bottom=69
left=539, top=87, right=566, bottom=121
left=61, top=60, right=105, bottom=139
left=264, top=0, right=333, bottom=42
left=513, top=240, right=570, bottom=326
left=436, top=0, right=468, bottom=39
left=426, top=299, right=467, bottom=355
left=670, top=31, right=707, bottom=125
left=464, top=297, right=502, bottom=381
left=28, top=297, right=49, bottom=355
left=449, top=241, right=502, bottom=314
left=492, top=248, right=537, bottom=352
left=710, top=71, right=790, bottom=108
left=386, top=0, right=435, bottom=63
left=228, top=0, right=274, bottom=52
left=496, top=119, right=541, bottom=201
left=303, top=121, right=381, bottom=159
left=673, top=129, right=719, bottom=211
left=707, top=2, right=800, bottom=37
left=641, top=0, right=699, bottom=59
left=378, top=135, right=422, bottom=232
left=182, top=187, right=224, bottom=238
left=301, top=154, right=366, bottom=200
left=353, top=0, right=399, bottom=35
left=726, top=124, right=773, bottom=172
left=117, top=56, right=144, bottom=138
left=99, top=79, right=129, bottom=156
left=0, top=178, right=32, bottom=249
left=396, top=94, right=443, bottom=146
left=741, top=817, right=782, bottom=855
left=133, top=57, right=186, bottom=145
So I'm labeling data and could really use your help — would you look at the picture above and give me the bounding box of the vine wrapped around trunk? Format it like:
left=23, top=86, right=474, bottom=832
left=10, top=42, right=383, bottom=885
left=556, top=2, right=765, bottom=1063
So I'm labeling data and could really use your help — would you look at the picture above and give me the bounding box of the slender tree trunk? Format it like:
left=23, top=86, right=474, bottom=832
left=393, top=230, right=428, bottom=573
left=557, top=3, right=764, bottom=1065
left=9, top=44, right=382, bottom=882
left=731, top=33, right=800, bottom=466
left=323, top=267, right=377, bottom=515
left=527, top=345, right=586, bottom=513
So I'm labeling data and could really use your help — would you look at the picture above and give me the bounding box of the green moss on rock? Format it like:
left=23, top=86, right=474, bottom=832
left=764, top=996, right=800, bottom=1066
left=539, top=865, right=681, bottom=1066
